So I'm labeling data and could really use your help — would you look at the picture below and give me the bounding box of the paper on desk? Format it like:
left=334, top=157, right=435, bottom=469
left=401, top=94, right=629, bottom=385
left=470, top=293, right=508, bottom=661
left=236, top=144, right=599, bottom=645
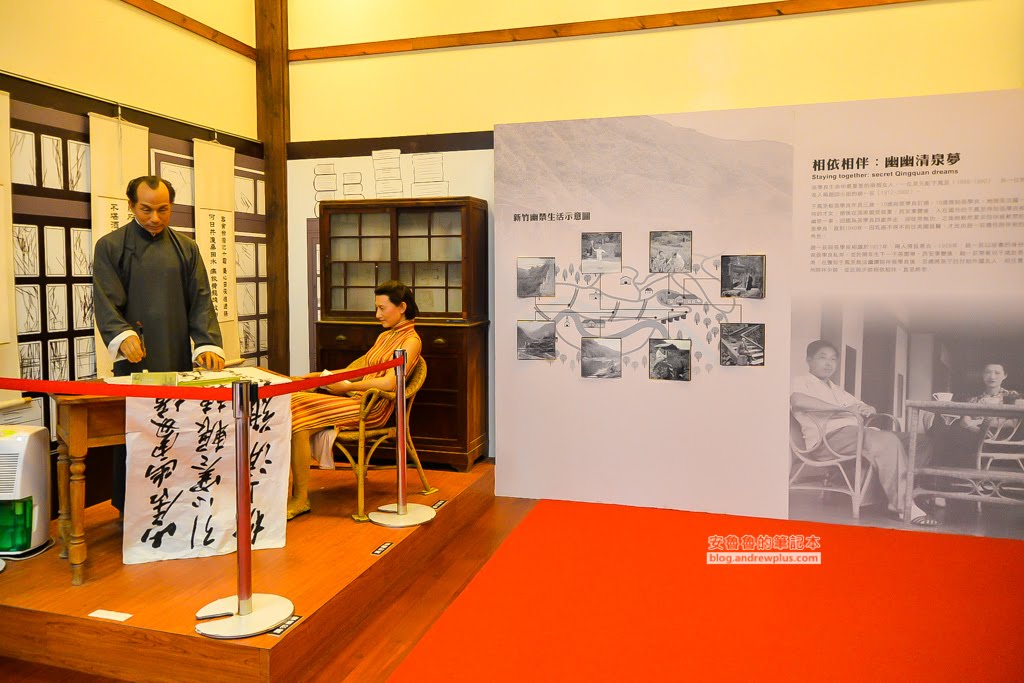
left=89, top=609, right=133, bottom=622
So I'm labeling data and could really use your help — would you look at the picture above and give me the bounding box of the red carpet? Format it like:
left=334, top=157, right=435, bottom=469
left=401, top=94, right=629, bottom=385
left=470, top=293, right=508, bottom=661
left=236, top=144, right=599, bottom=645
left=391, top=499, right=1024, bottom=682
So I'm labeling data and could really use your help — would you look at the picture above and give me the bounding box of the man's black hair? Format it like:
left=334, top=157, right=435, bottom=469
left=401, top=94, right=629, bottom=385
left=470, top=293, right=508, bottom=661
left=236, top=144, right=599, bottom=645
left=806, top=339, right=838, bottom=358
left=126, top=175, right=176, bottom=204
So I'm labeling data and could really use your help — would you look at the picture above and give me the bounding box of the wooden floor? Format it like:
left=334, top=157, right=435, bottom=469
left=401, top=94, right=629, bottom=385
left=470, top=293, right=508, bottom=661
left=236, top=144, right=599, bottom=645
left=0, top=461, right=535, bottom=682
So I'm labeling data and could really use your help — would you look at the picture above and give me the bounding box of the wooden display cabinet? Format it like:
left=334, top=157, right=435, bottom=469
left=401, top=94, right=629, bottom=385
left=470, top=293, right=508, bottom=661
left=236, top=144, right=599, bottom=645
left=315, top=197, right=489, bottom=471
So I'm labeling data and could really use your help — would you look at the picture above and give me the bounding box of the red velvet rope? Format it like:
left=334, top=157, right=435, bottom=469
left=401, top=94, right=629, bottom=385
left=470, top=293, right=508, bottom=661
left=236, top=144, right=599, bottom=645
left=0, top=356, right=405, bottom=402
left=258, top=357, right=403, bottom=399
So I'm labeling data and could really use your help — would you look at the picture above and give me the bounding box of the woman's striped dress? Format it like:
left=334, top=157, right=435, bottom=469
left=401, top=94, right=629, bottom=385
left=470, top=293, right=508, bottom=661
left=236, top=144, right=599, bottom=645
left=291, top=320, right=420, bottom=433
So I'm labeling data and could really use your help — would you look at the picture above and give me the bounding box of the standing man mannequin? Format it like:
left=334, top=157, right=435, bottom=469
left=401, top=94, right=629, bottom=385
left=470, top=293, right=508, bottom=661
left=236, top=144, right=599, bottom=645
left=93, top=175, right=225, bottom=513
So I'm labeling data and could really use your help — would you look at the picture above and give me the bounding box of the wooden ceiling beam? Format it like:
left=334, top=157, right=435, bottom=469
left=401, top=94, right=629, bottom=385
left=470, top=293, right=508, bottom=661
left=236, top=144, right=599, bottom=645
left=289, top=0, right=929, bottom=61
left=120, top=0, right=257, bottom=60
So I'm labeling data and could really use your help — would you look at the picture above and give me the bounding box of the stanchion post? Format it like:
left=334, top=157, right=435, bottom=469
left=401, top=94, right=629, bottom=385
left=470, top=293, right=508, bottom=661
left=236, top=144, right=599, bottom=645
left=395, top=349, right=408, bottom=515
left=196, top=379, right=293, bottom=638
left=233, top=380, right=254, bottom=616
left=368, top=350, right=436, bottom=528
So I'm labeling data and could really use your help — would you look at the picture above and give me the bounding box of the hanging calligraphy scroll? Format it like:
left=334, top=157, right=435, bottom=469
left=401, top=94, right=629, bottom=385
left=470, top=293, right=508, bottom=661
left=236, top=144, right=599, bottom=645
left=195, top=208, right=238, bottom=323
left=98, top=196, right=131, bottom=236
left=88, top=113, right=148, bottom=378
left=122, top=367, right=290, bottom=564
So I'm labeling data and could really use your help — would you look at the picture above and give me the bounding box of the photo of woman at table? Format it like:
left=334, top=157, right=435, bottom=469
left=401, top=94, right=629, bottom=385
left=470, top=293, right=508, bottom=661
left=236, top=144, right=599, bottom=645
left=928, top=362, right=1018, bottom=468
left=287, top=281, right=422, bottom=519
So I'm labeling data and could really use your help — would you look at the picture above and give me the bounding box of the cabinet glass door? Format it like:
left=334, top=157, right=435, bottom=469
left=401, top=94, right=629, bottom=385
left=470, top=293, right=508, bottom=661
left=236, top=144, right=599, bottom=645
left=328, top=211, right=393, bottom=314
left=397, top=208, right=463, bottom=314
left=321, top=198, right=482, bottom=322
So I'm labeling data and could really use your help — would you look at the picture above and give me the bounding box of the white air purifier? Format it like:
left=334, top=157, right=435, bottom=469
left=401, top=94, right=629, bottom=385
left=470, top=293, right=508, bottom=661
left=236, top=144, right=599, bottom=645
left=0, top=425, right=51, bottom=557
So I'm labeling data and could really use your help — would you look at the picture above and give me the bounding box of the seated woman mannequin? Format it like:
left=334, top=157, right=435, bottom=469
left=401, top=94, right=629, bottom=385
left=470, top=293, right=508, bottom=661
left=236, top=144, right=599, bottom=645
left=288, top=281, right=422, bottom=519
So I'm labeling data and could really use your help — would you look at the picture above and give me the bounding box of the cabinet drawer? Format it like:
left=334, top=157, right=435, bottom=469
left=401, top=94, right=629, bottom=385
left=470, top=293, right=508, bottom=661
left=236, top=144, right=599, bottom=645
left=422, top=331, right=465, bottom=354
left=316, top=323, right=380, bottom=352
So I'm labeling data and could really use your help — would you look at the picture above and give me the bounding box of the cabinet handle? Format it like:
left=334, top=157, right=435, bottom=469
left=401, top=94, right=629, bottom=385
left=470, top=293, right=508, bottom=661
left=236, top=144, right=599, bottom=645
left=433, top=337, right=448, bottom=346
left=335, top=334, right=348, bottom=342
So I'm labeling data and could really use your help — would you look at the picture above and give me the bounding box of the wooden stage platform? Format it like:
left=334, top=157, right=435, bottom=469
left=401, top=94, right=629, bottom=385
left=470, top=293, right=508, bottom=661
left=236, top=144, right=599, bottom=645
left=0, top=463, right=510, bottom=682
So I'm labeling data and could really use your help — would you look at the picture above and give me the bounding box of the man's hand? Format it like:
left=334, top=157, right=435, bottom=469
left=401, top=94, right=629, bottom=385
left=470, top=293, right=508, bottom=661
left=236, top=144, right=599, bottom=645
left=855, top=403, right=877, bottom=418
left=119, top=336, right=146, bottom=363
left=196, top=351, right=225, bottom=371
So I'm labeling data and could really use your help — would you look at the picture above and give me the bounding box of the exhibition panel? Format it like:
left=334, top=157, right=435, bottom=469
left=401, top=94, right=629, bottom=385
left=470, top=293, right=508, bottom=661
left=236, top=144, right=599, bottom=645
left=494, top=90, right=1024, bottom=540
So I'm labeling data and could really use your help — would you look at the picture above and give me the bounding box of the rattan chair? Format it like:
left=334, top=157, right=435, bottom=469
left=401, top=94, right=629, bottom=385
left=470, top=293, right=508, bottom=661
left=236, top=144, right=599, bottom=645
left=333, top=357, right=438, bottom=521
left=789, top=408, right=897, bottom=518
left=978, top=417, right=1024, bottom=472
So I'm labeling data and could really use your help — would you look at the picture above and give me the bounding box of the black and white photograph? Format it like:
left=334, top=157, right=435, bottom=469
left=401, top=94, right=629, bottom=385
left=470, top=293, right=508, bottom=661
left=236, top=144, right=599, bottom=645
left=649, top=339, right=691, bottom=381
left=656, top=290, right=701, bottom=308
left=517, top=320, right=557, bottom=360
left=580, top=232, right=622, bottom=274
left=719, top=322, right=765, bottom=367
left=517, top=257, right=556, bottom=297
left=581, top=337, right=621, bottom=379
left=720, top=255, right=766, bottom=298
left=790, top=297, right=1024, bottom=540
left=649, top=231, right=692, bottom=273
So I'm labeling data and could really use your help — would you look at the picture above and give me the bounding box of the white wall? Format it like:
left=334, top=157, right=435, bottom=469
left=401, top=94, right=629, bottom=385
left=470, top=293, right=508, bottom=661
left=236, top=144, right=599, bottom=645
left=790, top=298, right=821, bottom=380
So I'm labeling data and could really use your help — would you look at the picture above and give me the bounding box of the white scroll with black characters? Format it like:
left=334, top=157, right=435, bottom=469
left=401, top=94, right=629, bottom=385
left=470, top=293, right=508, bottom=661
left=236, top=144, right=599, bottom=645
left=122, top=367, right=291, bottom=564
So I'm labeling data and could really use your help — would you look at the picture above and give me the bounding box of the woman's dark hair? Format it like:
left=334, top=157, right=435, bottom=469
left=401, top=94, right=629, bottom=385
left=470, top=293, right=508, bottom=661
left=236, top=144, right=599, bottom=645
left=374, top=280, right=418, bottom=319
left=126, top=175, right=176, bottom=203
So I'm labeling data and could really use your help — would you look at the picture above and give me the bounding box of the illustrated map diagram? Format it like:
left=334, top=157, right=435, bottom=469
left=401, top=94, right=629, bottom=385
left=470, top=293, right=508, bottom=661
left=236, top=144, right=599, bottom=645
left=521, top=251, right=762, bottom=377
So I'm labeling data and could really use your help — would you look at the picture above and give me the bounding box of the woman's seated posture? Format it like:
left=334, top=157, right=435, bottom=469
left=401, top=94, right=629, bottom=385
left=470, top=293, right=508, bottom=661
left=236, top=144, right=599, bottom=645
left=288, top=281, right=422, bottom=519
left=929, top=363, right=1014, bottom=468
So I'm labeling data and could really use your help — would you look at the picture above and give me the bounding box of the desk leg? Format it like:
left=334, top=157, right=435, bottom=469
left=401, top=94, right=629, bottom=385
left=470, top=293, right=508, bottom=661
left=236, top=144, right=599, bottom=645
left=57, top=441, right=70, bottom=559
left=904, top=406, right=919, bottom=523
left=68, top=448, right=88, bottom=586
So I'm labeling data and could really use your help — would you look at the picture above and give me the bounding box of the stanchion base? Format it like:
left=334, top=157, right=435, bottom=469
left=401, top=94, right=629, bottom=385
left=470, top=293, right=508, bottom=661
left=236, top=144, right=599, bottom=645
left=195, top=593, right=295, bottom=639
left=368, top=502, right=436, bottom=528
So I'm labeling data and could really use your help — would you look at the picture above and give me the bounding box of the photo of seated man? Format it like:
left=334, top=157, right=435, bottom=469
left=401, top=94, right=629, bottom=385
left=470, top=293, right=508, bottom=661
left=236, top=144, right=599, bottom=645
left=791, top=339, right=938, bottom=526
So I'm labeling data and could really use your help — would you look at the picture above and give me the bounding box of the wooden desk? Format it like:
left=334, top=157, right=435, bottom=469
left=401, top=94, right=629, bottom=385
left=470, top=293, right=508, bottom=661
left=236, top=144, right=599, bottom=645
left=54, top=393, right=126, bottom=585
left=904, top=400, right=1024, bottom=522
